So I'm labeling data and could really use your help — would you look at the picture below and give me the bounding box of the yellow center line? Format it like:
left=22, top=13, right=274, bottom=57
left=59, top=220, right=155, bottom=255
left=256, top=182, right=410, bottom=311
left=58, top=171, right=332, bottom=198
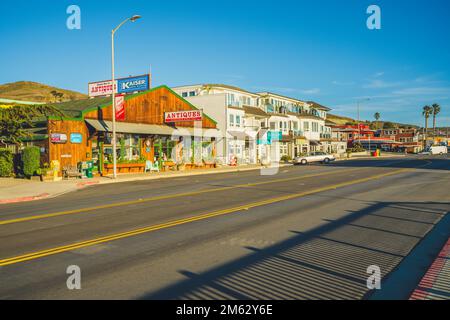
left=0, top=167, right=363, bottom=226
left=0, top=168, right=410, bottom=267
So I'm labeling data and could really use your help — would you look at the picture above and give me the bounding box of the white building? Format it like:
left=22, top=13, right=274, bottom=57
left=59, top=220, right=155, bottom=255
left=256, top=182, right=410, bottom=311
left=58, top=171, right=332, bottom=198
left=257, top=93, right=332, bottom=160
left=171, top=84, right=260, bottom=164
left=172, top=84, right=336, bottom=164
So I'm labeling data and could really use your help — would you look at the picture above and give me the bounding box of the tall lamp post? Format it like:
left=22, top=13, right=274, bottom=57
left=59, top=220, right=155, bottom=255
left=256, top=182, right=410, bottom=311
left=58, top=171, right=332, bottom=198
left=356, top=98, right=370, bottom=143
left=111, top=15, right=141, bottom=179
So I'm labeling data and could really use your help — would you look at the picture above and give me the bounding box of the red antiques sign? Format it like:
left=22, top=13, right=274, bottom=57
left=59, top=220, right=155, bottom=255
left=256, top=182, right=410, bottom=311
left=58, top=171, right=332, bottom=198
left=164, top=110, right=203, bottom=123
left=115, top=94, right=125, bottom=121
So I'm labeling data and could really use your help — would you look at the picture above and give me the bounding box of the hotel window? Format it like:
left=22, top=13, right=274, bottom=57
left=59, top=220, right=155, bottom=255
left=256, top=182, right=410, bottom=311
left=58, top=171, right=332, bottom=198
left=181, top=92, right=188, bottom=98
left=189, top=91, right=196, bottom=97
left=229, top=114, right=235, bottom=127
left=304, top=122, right=310, bottom=131
left=292, top=122, right=298, bottom=130
left=312, top=122, right=319, bottom=132
left=280, top=143, right=288, bottom=156
left=270, top=122, right=276, bottom=130
left=227, top=93, right=236, bottom=106
left=236, top=115, right=241, bottom=127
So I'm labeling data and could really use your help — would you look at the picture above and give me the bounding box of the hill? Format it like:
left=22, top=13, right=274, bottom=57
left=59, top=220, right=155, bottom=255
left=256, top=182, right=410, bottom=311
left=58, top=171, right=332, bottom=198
left=327, top=113, right=358, bottom=125
left=327, top=113, right=418, bottom=129
left=0, top=81, right=87, bottom=103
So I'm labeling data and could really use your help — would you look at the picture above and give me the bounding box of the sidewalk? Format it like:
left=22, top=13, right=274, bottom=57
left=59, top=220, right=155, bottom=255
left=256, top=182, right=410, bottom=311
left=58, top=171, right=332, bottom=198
left=410, top=237, right=450, bottom=300
left=0, top=153, right=404, bottom=205
left=0, top=164, right=274, bottom=204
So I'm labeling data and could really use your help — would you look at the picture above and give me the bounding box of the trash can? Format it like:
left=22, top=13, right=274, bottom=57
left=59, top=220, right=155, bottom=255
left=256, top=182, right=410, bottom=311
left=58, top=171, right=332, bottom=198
left=86, top=161, right=94, bottom=178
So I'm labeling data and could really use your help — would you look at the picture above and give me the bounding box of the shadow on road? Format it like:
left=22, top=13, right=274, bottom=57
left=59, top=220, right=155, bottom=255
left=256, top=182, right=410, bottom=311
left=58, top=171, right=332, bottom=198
left=141, top=201, right=449, bottom=300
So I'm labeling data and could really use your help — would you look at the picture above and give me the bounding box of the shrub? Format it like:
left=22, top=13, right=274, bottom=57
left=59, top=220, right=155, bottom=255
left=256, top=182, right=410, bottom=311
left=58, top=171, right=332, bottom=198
left=22, top=146, right=41, bottom=177
left=0, top=148, right=13, bottom=177
left=280, top=155, right=292, bottom=162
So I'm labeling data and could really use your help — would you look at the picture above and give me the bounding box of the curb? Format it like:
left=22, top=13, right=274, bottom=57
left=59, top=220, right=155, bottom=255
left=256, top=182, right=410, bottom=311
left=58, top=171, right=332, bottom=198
left=410, top=238, right=450, bottom=300
left=95, top=164, right=291, bottom=185
left=0, top=193, right=50, bottom=204
left=0, top=156, right=404, bottom=204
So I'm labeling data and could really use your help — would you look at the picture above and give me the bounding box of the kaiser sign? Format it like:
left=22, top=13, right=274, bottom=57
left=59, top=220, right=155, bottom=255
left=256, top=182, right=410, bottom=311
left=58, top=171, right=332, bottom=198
left=164, top=110, right=203, bottom=123
left=88, top=74, right=150, bottom=97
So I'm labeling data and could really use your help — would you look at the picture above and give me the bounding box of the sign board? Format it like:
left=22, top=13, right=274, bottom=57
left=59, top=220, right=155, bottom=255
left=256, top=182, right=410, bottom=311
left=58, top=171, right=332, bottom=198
left=164, top=110, right=203, bottom=123
left=266, top=131, right=282, bottom=144
left=117, top=75, right=149, bottom=94
left=88, top=74, right=150, bottom=97
left=115, top=94, right=125, bottom=121
left=70, top=133, right=83, bottom=144
left=88, top=80, right=116, bottom=98
left=50, top=133, right=67, bottom=144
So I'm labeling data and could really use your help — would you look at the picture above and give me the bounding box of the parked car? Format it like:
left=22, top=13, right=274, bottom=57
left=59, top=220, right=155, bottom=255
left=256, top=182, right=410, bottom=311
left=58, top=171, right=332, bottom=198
left=429, top=145, right=448, bottom=155
left=294, top=152, right=336, bottom=165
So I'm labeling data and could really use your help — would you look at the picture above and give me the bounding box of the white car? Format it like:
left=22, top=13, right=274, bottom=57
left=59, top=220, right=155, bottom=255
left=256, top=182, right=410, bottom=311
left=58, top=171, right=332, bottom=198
left=429, top=146, right=448, bottom=155
left=294, top=152, right=336, bottom=165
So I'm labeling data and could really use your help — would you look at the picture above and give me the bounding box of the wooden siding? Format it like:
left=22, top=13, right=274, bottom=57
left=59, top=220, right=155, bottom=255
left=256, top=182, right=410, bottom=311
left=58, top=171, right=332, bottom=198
left=47, top=119, right=91, bottom=169
left=84, top=87, right=217, bottom=129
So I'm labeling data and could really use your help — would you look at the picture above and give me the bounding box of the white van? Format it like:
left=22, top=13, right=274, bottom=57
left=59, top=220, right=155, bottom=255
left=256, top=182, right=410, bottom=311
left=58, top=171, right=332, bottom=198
left=429, top=145, right=448, bottom=155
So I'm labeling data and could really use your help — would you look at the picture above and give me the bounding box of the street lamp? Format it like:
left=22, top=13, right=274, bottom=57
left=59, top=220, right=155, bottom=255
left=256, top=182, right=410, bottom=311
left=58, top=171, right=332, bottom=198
left=356, top=98, right=370, bottom=143
left=111, top=15, right=141, bottom=179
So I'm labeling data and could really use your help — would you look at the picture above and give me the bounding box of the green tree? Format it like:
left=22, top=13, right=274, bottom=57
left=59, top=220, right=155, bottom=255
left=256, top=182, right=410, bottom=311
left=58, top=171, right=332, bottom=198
left=22, top=146, right=40, bottom=177
left=0, top=105, right=64, bottom=145
left=422, top=105, right=432, bottom=139
left=431, top=103, right=441, bottom=136
left=0, top=148, right=13, bottom=177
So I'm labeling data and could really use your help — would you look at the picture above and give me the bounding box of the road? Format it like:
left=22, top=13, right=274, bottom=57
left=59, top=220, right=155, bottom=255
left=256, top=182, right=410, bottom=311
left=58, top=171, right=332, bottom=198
left=0, top=155, right=449, bottom=299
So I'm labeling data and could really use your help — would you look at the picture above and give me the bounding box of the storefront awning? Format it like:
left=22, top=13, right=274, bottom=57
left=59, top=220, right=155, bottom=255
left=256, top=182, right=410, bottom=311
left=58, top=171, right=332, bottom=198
left=85, top=119, right=220, bottom=138
left=309, top=140, right=322, bottom=146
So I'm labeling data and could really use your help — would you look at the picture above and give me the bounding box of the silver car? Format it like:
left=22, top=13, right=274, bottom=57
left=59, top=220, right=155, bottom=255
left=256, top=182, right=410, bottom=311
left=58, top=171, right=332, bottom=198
left=294, top=151, right=336, bottom=165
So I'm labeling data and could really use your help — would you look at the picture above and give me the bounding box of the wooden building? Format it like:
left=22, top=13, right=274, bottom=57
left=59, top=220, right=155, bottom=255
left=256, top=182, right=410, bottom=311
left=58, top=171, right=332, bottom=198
left=30, top=85, right=220, bottom=176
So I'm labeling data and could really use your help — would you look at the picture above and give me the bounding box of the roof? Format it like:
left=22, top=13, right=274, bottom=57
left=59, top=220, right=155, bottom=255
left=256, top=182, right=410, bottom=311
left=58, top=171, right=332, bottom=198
left=258, top=91, right=307, bottom=104
left=172, top=84, right=258, bottom=97
left=0, top=98, right=45, bottom=105
left=307, top=101, right=332, bottom=111
left=43, top=85, right=217, bottom=124
left=243, top=106, right=268, bottom=117
left=47, top=96, right=111, bottom=117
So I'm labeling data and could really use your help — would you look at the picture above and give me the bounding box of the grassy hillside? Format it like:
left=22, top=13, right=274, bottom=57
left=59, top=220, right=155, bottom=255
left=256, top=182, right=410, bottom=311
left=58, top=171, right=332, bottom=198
left=327, top=113, right=358, bottom=125
left=327, top=113, right=418, bottom=129
left=0, top=81, right=87, bottom=103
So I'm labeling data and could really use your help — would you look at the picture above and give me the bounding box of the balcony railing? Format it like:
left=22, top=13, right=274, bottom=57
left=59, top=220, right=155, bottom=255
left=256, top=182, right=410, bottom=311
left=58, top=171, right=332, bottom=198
left=320, top=133, right=332, bottom=139
left=291, top=130, right=305, bottom=137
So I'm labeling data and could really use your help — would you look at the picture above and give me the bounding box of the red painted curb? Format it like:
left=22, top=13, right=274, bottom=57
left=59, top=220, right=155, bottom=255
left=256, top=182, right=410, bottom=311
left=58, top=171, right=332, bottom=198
left=76, top=181, right=100, bottom=188
left=410, top=238, right=450, bottom=300
left=0, top=193, right=50, bottom=204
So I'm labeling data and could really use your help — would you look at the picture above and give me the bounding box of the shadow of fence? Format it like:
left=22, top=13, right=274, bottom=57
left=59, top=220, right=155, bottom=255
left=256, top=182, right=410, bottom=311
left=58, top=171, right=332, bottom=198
left=141, top=201, right=449, bottom=300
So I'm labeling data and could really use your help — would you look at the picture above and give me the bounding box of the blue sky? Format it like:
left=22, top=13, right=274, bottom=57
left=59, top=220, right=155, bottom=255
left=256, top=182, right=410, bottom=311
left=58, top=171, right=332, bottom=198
left=1, top=0, right=449, bottom=126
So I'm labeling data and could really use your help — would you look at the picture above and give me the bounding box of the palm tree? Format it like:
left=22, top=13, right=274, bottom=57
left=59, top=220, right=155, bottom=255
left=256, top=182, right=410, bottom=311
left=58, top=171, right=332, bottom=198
left=422, top=105, right=432, bottom=142
left=374, top=112, right=381, bottom=129
left=432, top=103, right=441, bottom=136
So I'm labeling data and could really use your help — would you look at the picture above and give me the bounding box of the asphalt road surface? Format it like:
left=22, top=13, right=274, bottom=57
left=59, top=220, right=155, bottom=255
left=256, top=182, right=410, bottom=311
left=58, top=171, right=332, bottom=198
left=0, top=155, right=449, bottom=299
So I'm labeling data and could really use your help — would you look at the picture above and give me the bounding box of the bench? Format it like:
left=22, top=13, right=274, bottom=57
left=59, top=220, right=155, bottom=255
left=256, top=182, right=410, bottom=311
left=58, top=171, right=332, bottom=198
left=63, top=165, right=82, bottom=180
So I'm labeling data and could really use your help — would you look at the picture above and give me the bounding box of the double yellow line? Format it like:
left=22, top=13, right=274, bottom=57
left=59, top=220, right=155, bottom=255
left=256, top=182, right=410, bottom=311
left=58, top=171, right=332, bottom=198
left=0, top=168, right=409, bottom=267
left=0, top=168, right=360, bottom=226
